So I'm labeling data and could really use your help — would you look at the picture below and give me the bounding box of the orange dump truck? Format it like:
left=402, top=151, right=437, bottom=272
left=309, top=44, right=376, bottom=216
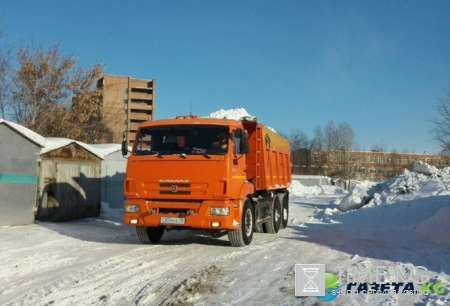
left=122, top=115, right=291, bottom=246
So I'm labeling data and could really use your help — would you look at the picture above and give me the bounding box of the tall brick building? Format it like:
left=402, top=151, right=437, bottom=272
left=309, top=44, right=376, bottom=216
left=292, top=149, right=450, bottom=180
left=97, top=75, right=155, bottom=144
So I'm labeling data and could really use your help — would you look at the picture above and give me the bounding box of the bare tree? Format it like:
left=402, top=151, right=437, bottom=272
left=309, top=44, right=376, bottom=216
left=298, top=121, right=356, bottom=177
left=337, top=122, right=354, bottom=151
left=289, top=129, right=309, bottom=150
left=336, top=122, right=355, bottom=178
left=371, top=140, right=386, bottom=152
left=9, top=43, right=108, bottom=141
left=65, top=63, right=109, bottom=143
left=310, top=126, right=324, bottom=150
left=324, top=121, right=338, bottom=150
left=307, top=125, right=328, bottom=175
left=429, top=92, right=450, bottom=154
left=289, top=129, right=310, bottom=174
left=11, top=43, right=75, bottom=134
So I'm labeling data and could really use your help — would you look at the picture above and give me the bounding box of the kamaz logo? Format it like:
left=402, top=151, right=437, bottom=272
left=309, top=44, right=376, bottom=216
left=159, top=179, right=190, bottom=183
left=159, top=180, right=191, bottom=195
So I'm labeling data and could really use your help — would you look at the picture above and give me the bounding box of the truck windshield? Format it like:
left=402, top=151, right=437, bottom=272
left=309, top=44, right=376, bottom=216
left=133, top=125, right=230, bottom=156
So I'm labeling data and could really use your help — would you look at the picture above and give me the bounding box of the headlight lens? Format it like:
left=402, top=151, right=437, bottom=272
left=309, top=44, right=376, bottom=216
left=210, top=207, right=230, bottom=216
left=124, top=204, right=140, bottom=213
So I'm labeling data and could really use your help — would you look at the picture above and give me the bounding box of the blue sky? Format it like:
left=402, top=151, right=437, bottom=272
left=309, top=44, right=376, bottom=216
left=2, top=0, right=450, bottom=153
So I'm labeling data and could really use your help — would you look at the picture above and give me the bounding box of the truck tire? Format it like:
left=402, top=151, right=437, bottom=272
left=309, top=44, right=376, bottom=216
left=228, top=199, right=254, bottom=247
left=281, top=192, right=289, bottom=229
left=265, top=196, right=281, bottom=234
left=135, top=226, right=165, bottom=244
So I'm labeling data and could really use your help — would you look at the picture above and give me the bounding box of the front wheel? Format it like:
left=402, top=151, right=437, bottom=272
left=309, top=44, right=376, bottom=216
left=228, top=199, right=254, bottom=247
left=135, top=226, right=165, bottom=244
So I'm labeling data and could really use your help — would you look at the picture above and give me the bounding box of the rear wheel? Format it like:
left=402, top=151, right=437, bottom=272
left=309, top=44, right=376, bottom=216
left=135, top=226, right=165, bottom=244
left=265, top=196, right=281, bottom=234
left=281, top=192, right=289, bottom=229
left=228, top=199, right=254, bottom=247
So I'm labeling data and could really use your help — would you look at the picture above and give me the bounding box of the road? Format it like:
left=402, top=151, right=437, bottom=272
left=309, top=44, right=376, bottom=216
left=1, top=194, right=444, bottom=305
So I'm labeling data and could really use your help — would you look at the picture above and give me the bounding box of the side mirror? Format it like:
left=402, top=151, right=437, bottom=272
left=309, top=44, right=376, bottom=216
left=121, top=131, right=128, bottom=156
left=234, top=129, right=242, bottom=138
left=121, top=140, right=128, bottom=156
left=240, top=130, right=249, bottom=154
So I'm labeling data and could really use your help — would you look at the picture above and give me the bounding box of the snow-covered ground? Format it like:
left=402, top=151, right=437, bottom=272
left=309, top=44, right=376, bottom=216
left=0, top=161, right=449, bottom=305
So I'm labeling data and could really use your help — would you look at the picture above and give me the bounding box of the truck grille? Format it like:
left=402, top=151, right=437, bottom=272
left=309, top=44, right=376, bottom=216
left=159, top=182, right=191, bottom=195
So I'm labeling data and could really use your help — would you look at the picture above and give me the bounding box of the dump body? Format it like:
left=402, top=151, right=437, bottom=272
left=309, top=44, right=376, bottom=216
left=123, top=115, right=291, bottom=245
left=243, top=121, right=291, bottom=192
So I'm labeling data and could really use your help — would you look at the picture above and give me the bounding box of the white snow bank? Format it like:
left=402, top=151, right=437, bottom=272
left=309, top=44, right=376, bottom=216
left=411, top=160, right=439, bottom=176
left=338, top=181, right=376, bottom=212
left=367, top=161, right=450, bottom=206
left=338, top=161, right=450, bottom=212
left=289, top=180, right=346, bottom=197
left=415, top=205, right=450, bottom=245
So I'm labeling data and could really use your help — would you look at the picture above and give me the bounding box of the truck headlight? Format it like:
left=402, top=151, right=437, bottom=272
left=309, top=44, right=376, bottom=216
left=210, top=207, right=229, bottom=216
left=124, top=204, right=140, bottom=213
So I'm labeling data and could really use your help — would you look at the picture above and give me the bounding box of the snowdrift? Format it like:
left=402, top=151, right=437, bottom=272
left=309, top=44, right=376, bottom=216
left=289, top=179, right=346, bottom=197
left=339, top=161, right=450, bottom=212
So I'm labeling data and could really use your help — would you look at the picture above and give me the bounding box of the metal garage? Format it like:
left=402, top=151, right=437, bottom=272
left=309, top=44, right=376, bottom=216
left=35, top=138, right=102, bottom=221
left=0, top=120, right=44, bottom=225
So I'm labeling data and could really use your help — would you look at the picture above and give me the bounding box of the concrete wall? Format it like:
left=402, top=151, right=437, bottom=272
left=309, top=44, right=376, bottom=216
left=292, top=175, right=331, bottom=187
left=0, top=124, right=40, bottom=225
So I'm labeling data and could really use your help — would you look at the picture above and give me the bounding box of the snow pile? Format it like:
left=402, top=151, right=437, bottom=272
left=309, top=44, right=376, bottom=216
left=415, top=205, right=450, bottom=245
left=338, top=181, right=376, bottom=212
left=338, top=161, right=450, bottom=212
left=366, top=161, right=450, bottom=206
left=208, top=108, right=253, bottom=120
left=208, top=108, right=280, bottom=133
left=289, top=180, right=346, bottom=197
left=411, top=160, right=439, bottom=176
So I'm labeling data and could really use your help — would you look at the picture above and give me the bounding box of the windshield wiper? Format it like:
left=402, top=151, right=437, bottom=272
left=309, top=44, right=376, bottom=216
left=150, top=151, right=163, bottom=157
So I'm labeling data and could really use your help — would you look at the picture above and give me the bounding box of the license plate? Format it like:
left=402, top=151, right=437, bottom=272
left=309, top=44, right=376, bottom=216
left=161, top=217, right=185, bottom=225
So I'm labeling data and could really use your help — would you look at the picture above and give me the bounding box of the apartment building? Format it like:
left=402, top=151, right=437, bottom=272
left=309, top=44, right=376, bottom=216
left=97, top=75, right=155, bottom=144
left=293, top=149, right=450, bottom=180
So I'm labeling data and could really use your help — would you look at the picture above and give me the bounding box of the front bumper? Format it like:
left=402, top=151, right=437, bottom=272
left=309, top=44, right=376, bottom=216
left=123, top=199, right=243, bottom=230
